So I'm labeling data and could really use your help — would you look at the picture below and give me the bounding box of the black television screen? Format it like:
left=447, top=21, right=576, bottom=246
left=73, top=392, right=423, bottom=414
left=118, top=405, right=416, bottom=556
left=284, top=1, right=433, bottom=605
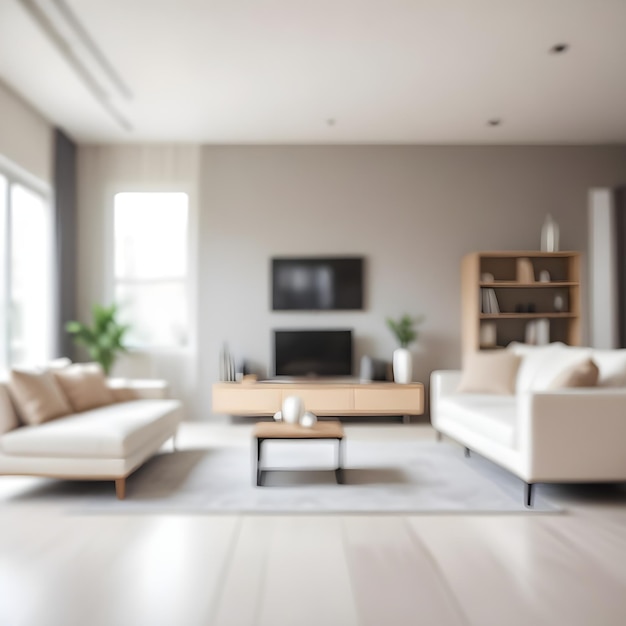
left=273, top=329, right=353, bottom=377
left=272, top=257, right=363, bottom=310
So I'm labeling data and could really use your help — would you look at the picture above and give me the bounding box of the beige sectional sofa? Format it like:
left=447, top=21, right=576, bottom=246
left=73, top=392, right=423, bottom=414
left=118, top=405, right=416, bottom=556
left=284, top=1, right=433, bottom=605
left=431, top=343, right=626, bottom=506
left=0, top=375, right=182, bottom=499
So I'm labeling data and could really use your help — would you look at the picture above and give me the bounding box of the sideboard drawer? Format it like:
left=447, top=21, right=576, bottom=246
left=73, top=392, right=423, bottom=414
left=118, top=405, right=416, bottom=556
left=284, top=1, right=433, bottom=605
left=213, top=386, right=282, bottom=414
left=283, top=388, right=353, bottom=413
left=353, top=386, right=423, bottom=414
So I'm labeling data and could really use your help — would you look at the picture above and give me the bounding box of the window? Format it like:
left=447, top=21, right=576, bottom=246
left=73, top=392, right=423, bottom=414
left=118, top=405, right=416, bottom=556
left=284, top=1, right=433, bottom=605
left=113, top=192, right=189, bottom=348
left=0, top=170, right=54, bottom=370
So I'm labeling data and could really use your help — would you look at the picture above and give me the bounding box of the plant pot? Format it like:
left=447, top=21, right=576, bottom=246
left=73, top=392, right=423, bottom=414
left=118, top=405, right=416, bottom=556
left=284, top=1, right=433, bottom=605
left=393, top=348, right=412, bottom=384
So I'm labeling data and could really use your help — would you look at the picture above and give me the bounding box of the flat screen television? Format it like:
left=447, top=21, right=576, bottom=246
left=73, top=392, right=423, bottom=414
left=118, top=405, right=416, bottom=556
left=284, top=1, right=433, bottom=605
left=272, top=257, right=363, bottom=310
left=273, top=329, right=353, bottom=377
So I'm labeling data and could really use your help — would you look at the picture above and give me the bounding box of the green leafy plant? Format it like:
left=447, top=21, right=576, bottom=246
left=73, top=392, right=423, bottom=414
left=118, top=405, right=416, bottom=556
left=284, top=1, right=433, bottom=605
left=386, top=314, right=425, bottom=348
left=65, top=303, right=130, bottom=375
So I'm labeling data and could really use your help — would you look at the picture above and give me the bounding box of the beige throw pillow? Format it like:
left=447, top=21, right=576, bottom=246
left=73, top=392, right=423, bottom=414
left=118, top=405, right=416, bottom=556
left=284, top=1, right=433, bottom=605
left=548, top=358, right=599, bottom=389
left=53, top=363, right=116, bottom=413
left=457, top=351, right=522, bottom=395
left=0, top=383, right=20, bottom=434
left=110, top=386, right=140, bottom=403
left=8, top=368, right=72, bottom=425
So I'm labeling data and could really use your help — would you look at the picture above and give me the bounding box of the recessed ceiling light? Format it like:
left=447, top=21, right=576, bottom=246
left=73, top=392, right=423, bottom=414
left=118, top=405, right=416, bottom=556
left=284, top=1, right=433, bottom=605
left=326, top=118, right=336, bottom=127
left=487, top=118, right=502, bottom=127
left=550, top=43, right=569, bottom=54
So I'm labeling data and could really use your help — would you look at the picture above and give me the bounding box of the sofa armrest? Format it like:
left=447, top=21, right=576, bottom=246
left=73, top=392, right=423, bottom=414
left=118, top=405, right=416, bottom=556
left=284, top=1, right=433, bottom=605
left=430, top=370, right=462, bottom=399
left=430, top=371, right=462, bottom=427
left=518, top=388, right=626, bottom=481
left=107, top=378, right=170, bottom=400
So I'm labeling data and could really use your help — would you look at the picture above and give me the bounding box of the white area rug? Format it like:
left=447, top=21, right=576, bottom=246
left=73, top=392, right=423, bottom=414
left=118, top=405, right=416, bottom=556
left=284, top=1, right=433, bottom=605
left=5, top=440, right=559, bottom=513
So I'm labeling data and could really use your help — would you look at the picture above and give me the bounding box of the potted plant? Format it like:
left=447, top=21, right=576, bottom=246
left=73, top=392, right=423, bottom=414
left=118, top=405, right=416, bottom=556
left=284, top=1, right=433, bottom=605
left=65, top=303, right=130, bottom=376
left=386, top=314, right=424, bottom=384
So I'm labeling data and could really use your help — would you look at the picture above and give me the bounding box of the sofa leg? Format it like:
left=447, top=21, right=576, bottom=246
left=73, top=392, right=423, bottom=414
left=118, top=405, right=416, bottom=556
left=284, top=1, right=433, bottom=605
left=464, top=447, right=470, bottom=458
left=525, top=483, right=534, bottom=508
left=436, top=431, right=442, bottom=442
left=172, top=432, right=178, bottom=452
left=115, top=478, right=126, bottom=500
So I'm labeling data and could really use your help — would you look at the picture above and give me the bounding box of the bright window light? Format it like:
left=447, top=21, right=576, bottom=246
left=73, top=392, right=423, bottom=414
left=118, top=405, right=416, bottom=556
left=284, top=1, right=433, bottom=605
left=9, top=184, right=53, bottom=365
left=114, top=192, right=189, bottom=348
left=0, top=175, right=7, bottom=371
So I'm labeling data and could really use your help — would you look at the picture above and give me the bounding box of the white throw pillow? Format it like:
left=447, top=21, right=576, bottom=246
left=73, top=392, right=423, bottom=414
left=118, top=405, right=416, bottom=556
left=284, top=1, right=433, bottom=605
left=548, top=358, right=599, bottom=389
left=507, top=342, right=593, bottom=392
left=457, top=351, right=522, bottom=395
left=590, top=349, right=626, bottom=387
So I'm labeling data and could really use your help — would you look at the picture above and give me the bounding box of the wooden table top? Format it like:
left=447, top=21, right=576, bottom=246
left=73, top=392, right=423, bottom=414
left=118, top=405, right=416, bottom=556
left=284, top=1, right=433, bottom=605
left=253, top=420, right=344, bottom=439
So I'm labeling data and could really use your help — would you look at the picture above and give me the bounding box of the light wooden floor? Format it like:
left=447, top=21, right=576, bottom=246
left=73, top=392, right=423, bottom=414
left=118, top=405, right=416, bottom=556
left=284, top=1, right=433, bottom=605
left=1, top=423, right=626, bottom=626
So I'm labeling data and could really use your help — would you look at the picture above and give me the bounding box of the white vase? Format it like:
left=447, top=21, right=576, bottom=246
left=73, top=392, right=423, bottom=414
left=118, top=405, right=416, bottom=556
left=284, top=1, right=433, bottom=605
left=300, top=411, right=317, bottom=428
left=393, top=348, right=412, bottom=384
left=282, top=395, right=304, bottom=424
left=541, top=214, right=560, bottom=252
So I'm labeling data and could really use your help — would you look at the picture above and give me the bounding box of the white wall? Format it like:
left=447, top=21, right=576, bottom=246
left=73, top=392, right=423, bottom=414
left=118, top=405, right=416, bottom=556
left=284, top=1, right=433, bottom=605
left=0, top=80, right=52, bottom=184
left=199, top=146, right=626, bottom=419
left=77, top=144, right=201, bottom=418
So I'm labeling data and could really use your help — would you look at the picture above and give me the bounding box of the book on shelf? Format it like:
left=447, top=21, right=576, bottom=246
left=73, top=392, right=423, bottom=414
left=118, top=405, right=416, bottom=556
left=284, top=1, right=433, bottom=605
left=481, top=288, right=500, bottom=314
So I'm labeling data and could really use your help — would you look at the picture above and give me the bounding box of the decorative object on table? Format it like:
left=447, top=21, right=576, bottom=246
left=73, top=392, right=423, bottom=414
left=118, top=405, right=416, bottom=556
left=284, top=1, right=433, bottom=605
left=65, top=303, right=129, bottom=375
left=282, top=395, right=305, bottom=424
left=386, top=313, right=425, bottom=384
left=479, top=322, right=497, bottom=348
left=539, top=269, right=551, bottom=283
left=359, top=355, right=374, bottom=382
left=273, top=410, right=283, bottom=422
left=540, top=214, right=560, bottom=252
left=516, top=257, right=535, bottom=283
left=300, top=411, right=318, bottom=428
left=481, top=272, right=495, bottom=283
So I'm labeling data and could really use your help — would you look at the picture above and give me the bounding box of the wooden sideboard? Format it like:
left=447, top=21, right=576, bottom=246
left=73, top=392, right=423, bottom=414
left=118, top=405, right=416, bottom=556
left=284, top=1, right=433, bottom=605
left=212, top=381, right=424, bottom=422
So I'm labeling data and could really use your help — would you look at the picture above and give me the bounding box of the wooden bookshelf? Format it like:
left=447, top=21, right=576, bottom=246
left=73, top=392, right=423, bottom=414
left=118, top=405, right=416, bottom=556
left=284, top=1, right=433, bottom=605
left=462, top=251, right=581, bottom=353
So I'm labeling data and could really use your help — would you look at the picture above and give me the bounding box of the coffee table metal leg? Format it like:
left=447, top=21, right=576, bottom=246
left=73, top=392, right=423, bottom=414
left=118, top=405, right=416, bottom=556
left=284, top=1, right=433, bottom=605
left=335, top=438, right=344, bottom=484
left=256, top=437, right=263, bottom=486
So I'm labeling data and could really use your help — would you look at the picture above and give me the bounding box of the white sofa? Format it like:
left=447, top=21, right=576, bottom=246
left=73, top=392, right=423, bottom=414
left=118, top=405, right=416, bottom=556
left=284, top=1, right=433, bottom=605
left=431, top=343, right=626, bottom=506
left=0, top=378, right=182, bottom=499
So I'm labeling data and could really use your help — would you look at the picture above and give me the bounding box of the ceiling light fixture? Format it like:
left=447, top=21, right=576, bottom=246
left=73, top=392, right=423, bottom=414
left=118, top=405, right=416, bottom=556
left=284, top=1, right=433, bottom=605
left=18, top=0, right=132, bottom=131
left=550, top=43, right=569, bottom=54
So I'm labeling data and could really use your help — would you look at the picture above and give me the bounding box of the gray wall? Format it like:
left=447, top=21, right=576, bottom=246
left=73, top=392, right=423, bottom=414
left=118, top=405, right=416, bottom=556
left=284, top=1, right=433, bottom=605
left=199, top=145, right=626, bottom=418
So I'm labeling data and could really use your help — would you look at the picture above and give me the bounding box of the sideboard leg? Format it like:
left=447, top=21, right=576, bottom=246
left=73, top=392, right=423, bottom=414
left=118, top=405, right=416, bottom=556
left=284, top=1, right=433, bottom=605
left=402, top=415, right=410, bottom=424
left=464, top=447, right=471, bottom=458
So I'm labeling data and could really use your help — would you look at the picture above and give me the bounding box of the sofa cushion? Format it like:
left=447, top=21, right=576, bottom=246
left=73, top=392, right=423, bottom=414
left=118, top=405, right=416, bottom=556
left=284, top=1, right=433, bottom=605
left=8, top=368, right=72, bottom=425
left=549, top=358, right=599, bottom=389
left=457, top=351, right=521, bottom=395
left=437, top=394, right=517, bottom=447
left=507, top=343, right=594, bottom=392
left=0, top=399, right=181, bottom=459
left=590, top=349, right=626, bottom=387
left=53, top=363, right=116, bottom=413
left=0, top=383, right=19, bottom=435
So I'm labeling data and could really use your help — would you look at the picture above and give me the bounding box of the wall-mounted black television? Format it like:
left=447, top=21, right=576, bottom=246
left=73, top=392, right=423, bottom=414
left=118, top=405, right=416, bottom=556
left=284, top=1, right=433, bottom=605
left=272, top=257, right=364, bottom=310
left=273, top=329, right=353, bottom=377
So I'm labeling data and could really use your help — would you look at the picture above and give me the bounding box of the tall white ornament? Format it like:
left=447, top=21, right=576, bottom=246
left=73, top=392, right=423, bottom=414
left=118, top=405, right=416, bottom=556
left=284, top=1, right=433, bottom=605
left=541, top=214, right=560, bottom=252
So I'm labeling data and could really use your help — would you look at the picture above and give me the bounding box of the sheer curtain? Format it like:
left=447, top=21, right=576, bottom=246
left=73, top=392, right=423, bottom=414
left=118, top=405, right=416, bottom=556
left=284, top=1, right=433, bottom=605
left=77, top=145, right=201, bottom=419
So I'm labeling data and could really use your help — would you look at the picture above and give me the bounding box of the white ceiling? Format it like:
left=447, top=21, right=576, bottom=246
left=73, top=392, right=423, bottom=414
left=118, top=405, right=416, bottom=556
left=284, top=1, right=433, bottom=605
left=1, top=0, right=626, bottom=144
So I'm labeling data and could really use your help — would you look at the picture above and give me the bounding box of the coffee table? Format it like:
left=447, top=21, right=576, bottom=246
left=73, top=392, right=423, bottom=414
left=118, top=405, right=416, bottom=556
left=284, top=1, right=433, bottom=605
left=253, top=421, right=345, bottom=486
